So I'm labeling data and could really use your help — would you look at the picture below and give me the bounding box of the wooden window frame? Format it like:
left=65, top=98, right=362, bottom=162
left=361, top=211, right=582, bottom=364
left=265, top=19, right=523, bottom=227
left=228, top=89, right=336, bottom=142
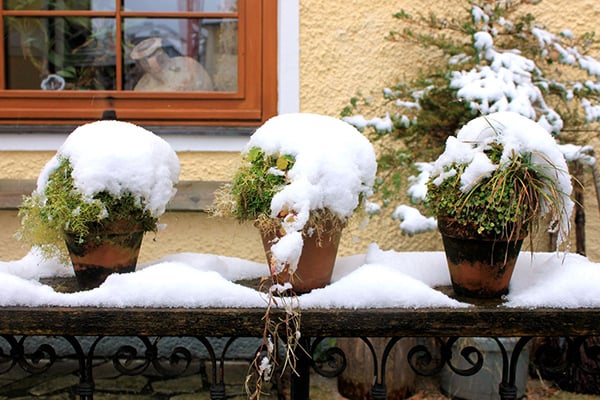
left=0, top=0, right=277, bottom=126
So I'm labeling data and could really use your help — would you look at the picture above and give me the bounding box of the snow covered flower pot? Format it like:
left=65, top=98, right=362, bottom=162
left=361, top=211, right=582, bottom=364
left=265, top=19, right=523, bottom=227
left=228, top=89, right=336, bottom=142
left=216, top=113, right=377, bottom=293
left=213, top=113, right=376, bottom=396
left=426, top=112, right=573, bottom=298
left=18, top=120, right=180, bottom=290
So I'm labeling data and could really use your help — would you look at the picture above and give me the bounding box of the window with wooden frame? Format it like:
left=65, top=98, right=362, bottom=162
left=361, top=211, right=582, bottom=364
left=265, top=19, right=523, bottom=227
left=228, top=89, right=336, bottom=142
left=0, top=0, right=277, bottom=126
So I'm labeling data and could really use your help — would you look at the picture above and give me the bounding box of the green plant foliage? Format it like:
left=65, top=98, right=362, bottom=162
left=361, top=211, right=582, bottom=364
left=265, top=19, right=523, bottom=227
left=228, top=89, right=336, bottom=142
left=343, top=1, right=600, bottom=209
left=228, top=147, right=296, bottom=221
left=426, top=146, right=565, bottom=240
left=18, top=156, right=157, bottom=260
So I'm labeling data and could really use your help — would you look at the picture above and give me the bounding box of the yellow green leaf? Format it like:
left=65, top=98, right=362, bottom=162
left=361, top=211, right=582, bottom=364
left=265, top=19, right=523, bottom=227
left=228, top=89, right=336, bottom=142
left=276, top=156, right=290, bottom=170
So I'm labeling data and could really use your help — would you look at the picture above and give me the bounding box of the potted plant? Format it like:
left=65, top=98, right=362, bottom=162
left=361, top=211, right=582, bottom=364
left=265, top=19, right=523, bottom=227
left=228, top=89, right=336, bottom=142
left=341, top=1, right=600, bottom=241
left=215, top=112, right=377, bottom=293
left=18, top=120, right=180, bottom=290
left=213, top=112, right=376, bottom=397
left=425, top=111, right=573, bottom=298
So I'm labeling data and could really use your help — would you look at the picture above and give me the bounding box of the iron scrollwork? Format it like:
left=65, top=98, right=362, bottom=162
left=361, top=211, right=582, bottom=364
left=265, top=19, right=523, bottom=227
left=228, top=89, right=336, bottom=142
left=0, top=335, right=20, bottom=374
left=0, top=335, right=253, bottom=400
left=301, top=336, right=534, bottom=400
left=309, top=337, right=347, bottom=378
left=0, top=333, right=596, bottom=400
left=5, top=335, right=58, bottom=375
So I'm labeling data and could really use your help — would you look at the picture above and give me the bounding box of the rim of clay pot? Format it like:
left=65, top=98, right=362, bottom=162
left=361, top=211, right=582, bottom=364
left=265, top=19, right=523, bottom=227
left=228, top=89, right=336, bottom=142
left=437, top=215, right=528, bottom=242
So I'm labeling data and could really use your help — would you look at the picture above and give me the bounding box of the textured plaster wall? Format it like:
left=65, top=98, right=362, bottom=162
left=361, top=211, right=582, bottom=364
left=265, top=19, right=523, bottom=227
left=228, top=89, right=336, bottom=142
left=1, top=0, right=600, bottom=265
left=0, top=151, right=238, bottom=181
left=299, top=0, right=600, bottom=117
left=298, top=0, right=600, bottom=261
left=0, top=151, right=267, bottom=264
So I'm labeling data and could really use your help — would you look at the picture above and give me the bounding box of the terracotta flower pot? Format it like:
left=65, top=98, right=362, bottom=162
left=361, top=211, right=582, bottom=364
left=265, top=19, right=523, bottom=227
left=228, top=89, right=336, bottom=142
left=437, top=216, right=527, bottom=299
left=64, top=221, right=144, bottom=290
left=258, top=220, right=344, bottom=294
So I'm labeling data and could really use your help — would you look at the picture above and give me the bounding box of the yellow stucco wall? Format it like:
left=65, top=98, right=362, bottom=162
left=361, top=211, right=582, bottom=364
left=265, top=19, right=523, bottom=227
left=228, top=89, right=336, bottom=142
left=1, top=0, right=600, bottom=265
left=297, top=0, right=600, bottom=261
left=0, top=152, right=267, bottom=263
left=298, top=0, right=600, bottom=115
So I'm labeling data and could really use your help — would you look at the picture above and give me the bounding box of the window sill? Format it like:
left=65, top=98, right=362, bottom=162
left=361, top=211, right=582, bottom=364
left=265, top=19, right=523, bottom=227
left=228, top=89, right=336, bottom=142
left=0, top=179, right=224, bottom=212
left=0, top=125, right=253, bottom=152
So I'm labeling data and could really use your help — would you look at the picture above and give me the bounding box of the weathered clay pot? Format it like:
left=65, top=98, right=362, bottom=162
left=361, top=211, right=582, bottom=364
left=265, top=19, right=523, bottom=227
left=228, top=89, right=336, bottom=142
left=437, top=216, right=527, bottom=299
left=64, top=221, right=144, bottom=290
left=258, top=219, right=343, bottom=294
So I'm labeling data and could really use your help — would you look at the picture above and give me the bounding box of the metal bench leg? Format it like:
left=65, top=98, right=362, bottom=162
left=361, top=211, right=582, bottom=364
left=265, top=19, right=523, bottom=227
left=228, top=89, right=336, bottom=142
left=497, top=337, right=533, bottom=400
left=291, top=336, right=311, bottom=400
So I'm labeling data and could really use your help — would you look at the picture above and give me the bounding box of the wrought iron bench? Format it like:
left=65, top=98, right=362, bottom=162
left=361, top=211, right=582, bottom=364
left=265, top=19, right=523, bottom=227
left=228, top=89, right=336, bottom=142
left=1, top=297, right=599, bottom=400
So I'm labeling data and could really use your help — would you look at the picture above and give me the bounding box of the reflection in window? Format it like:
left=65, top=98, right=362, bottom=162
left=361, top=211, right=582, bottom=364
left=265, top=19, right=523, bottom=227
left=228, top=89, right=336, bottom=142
left=122, top=0, right=237, bottom=13
left=129, top=37, right=213, bottom=91
left=124, top=18, right=237, bottom=92
left=4, top=0, right=115, bottom=11
left=2, top=0, right=240, bottom=93
left=0, top=0, right=273, bottom=124
left=4, top=16, right=116, bottom=90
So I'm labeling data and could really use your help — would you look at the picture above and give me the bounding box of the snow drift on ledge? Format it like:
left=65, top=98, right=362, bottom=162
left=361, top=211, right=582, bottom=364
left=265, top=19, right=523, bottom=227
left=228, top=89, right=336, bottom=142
left=1, top=244, right=599, bottom=309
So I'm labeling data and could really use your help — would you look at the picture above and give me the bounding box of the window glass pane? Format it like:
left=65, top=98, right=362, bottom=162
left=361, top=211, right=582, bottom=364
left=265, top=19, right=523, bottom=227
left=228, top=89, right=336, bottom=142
left=123, top=0, right=237, bottom=13
left=4, top=0, right=115, bottom=11
left=124, top=18, right=237, bottom=92
left=4, top=16, right=116, bottom=90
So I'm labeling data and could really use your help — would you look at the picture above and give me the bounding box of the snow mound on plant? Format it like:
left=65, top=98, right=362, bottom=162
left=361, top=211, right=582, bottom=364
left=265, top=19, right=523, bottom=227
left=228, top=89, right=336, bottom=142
left=36, top=120, right=180, bottom=218
left=430, top=111, right=574, bottom=244
left=247, top=113, right=377, bottom=224
left=246, top=113, right=377, bottom=270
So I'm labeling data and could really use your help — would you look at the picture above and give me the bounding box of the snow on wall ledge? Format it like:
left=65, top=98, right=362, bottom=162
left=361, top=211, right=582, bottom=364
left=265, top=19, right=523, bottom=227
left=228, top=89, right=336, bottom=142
left=0, top=244, right=599, bottom=309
